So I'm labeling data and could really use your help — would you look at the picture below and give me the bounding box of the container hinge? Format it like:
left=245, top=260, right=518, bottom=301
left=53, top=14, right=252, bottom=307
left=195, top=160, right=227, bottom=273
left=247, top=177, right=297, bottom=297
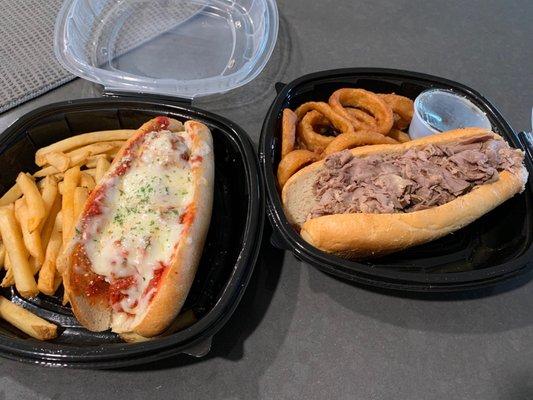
left=275, top=82, right=287, bottom=95
left=182, top=337, right=212, bottom=358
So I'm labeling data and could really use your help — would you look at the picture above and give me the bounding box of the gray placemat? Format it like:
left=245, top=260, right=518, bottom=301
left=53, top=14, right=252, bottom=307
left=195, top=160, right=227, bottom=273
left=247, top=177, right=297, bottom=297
left=0, top=0, right=72, bottom=114
left=0, top=0, right=201, bottom=114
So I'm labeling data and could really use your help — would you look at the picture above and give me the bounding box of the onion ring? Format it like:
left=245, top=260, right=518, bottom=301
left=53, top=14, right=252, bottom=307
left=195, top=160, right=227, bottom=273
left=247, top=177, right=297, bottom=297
left=297, top=111, right=335, bottom=152
left=329, top=88, right=393, bottom=135
left=378, top=94, right=414, bottom=130
left=344, top=107, right=377, bottom=129
left=323, top=131, right=397, bottom=157
left=277, top=149, right=318, bottom=188
left=281, top=108, right=298, bottom=158
left=294, top=102, right=354, bottom=153
left=388, top=129, right=411, bottom=143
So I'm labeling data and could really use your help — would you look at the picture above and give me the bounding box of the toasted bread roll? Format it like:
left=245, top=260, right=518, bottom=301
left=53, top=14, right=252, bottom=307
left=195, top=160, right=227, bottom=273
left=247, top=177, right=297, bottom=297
left=62, top=117, right=214, bottom=336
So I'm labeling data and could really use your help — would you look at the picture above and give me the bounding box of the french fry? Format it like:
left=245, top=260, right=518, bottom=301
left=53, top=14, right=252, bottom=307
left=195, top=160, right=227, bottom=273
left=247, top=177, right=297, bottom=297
left=15, top=199, right=44, bottom=264
left=16, top=173, right=46, bottom=232
left=95, top=157, right=110, bottom=183
left=1, top=257, right=40, bottom=287
left=53, top=274, right=62, bottom=293
left=1, top=253, right=12, bottom=287
left=40, top=176, right=58, bottom=222
left=33, top=151, right=89, bottom=178
left=62, top=291, right=70, bottom=306
left=55, top=253, right=67, bottom=276
left=68, top=150, right=91, bottom=167
left=0, top=255, right=38, bottom=287
left=35, top=130, right=134, bottom=166
left=38, top=213, right=62, bottom=296
left=0, top=296, right=57, bottom=340
left=0, top=206, right=38, bottom=298
left=61, top=166, right=80, bottom=244
left=66, top=142, right=117, bottom=160
left=0, top=183, right=22, bottom=206
left=108, top=148, right=120, bottom=159
left=107, top=140, right=126, bottom=148
left=45, top=151, right=70, bottom=172
left=73, top=187, right=89, bottom=221
left=39, top=176, right=57, bottom=202
left=85, top=154, right=108, bottom=169
left=79, top=172, right=96, bottom=191
left=0, top=242, right=5, bottom=268
left=33, top=165, right=60, bottom=178
left=29, top=257, right=41, bottom=276
left=55, top=213, right=69, bottom=276
left=40, top=195, right=61, bottom=251
left=84, top=168, right=97, bottom=178
left=56, top=210, right=63, bottom=229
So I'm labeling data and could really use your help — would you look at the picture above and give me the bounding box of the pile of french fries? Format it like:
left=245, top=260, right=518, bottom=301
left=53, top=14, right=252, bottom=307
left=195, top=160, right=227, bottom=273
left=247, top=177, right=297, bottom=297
left=0, top=129, right=135, bottom=340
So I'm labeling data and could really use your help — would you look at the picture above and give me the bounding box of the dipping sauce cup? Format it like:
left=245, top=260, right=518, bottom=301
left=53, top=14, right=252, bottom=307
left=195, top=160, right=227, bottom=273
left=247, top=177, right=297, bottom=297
left=409, top=88, right=492, bottom=139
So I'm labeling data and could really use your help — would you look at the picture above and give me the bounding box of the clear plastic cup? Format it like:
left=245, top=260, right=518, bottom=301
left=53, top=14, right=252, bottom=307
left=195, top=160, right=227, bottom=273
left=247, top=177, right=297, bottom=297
left=409, top=89, right=492, bottom=139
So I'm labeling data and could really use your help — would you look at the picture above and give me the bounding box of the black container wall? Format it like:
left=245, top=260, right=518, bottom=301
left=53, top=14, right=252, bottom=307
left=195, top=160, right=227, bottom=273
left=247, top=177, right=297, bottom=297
left=0, top=98, right=263, bottom=368
left=260, top=68, right=533, bottom=292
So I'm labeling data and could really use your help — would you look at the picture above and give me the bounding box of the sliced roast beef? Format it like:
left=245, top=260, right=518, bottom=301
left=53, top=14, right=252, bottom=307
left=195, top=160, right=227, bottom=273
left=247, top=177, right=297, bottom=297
left=310, top=135, right=524, bottom=219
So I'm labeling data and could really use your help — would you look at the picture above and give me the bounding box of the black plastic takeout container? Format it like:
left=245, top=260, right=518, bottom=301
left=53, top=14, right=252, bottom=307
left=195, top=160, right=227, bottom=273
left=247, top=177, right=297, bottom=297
left=260, top=68, right=533, bottom=292
left=0, top=98, right=263, bottom=368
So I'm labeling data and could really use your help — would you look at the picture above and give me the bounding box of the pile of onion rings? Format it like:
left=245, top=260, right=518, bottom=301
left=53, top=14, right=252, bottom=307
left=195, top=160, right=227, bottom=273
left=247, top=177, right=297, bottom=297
left=277, top=88, right=414, bottom=188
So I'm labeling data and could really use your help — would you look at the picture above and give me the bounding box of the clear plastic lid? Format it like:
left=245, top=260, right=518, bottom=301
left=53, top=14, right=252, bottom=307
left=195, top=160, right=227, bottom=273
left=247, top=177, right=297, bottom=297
left=54, top=0, right=278, bottom=99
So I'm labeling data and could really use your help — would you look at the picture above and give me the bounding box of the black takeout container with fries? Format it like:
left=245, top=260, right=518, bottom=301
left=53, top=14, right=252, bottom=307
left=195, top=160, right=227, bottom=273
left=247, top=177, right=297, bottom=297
left=0, top=0, right=276, bottom=368
left=0, top=98, right=263, bottom=368
left=260, top=68, right=533, bottom=292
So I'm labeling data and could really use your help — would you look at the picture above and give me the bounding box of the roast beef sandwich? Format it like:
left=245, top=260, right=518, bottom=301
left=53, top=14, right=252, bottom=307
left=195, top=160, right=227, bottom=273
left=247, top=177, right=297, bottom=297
left=282, top=128, right=528, bottom=259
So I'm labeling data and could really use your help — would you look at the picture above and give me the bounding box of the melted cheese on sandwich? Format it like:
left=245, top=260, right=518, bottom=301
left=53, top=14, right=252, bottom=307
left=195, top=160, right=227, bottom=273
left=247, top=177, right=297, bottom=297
left=76, top=129, right=208, bottom=329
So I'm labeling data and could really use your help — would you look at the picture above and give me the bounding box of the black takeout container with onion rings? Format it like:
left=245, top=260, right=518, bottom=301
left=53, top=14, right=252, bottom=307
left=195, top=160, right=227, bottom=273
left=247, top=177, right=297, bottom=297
left=0, top=99, right=263, bottom=368
left=260, top=68, right=533, bottom=292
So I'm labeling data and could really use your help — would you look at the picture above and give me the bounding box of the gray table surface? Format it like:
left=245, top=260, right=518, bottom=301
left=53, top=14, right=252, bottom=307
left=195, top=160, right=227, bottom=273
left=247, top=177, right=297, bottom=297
left=1, top=0, right=532, bottom=399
